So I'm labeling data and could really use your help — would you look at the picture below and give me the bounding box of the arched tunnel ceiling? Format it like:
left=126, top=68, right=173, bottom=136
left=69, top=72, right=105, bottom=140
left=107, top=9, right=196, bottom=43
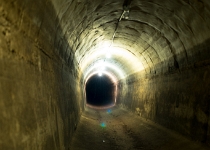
left=52, top=0, right=210, bottom=80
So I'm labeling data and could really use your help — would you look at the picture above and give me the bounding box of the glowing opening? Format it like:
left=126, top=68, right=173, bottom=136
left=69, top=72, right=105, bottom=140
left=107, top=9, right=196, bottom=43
left=84, top=61, right=125, bottom=80
left=106, top=53, right=111, bottom=58
left=80, top=41, right=144, bottom=75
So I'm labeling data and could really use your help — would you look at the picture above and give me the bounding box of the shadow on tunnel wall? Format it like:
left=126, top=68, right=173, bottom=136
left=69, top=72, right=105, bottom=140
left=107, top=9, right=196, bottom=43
left=117, top=38, right=210, bottom=145
left=0, top=0, right=83, bottom=149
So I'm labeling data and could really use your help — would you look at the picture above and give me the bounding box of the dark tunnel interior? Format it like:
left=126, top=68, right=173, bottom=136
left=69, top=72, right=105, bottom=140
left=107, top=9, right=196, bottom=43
left=85, top=74, right=115, bottom=107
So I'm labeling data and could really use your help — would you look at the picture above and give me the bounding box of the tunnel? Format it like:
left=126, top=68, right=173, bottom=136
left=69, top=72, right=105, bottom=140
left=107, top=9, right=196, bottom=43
left=85, top=73, right=116, bottom=108
left=0, top=0, right=210, bottom=149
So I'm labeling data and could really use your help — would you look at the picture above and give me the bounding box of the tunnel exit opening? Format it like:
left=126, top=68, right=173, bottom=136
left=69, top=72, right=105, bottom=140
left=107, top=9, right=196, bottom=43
left=85, top=73, right=117, bottom=109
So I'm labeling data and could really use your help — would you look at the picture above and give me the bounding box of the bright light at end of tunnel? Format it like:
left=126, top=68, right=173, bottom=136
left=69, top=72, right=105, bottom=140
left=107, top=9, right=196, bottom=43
left=106, top=53, right=111, bottom=58
left=80, top=41, right=144, bottom=78
left=98, top=72, right=102, bottom=76
left=84, top=61, right=125, bottom=80
left=85, top=71, right=117, bottom=84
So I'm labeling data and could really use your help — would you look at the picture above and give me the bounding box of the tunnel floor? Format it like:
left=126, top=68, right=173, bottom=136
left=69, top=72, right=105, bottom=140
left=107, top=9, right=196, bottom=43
left=70, top=107, right=209, bottom=150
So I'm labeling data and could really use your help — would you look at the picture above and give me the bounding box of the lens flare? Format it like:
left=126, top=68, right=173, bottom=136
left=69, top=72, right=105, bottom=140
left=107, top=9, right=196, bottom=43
left=107, top=109, right=112, bottom=114
left=100, top=122, right=106, bottom=128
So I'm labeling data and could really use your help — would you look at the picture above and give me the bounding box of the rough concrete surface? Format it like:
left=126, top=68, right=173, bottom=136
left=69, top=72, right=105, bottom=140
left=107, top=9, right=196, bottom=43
left=0, top=0, right=83, bottom=149
left=70, top=106, right=209, bottom=150
left=0, top=0, right=210, bottom=149
left=118, top=63, right=210, bottom=144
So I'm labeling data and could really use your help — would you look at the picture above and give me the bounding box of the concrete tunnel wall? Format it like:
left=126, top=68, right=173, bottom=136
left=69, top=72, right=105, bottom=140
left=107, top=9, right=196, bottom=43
left=0, top=0, right=84, bottom=149
left=117, top=41, right=210, bottom=143
left=0, top=0, right=210, bottom=149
